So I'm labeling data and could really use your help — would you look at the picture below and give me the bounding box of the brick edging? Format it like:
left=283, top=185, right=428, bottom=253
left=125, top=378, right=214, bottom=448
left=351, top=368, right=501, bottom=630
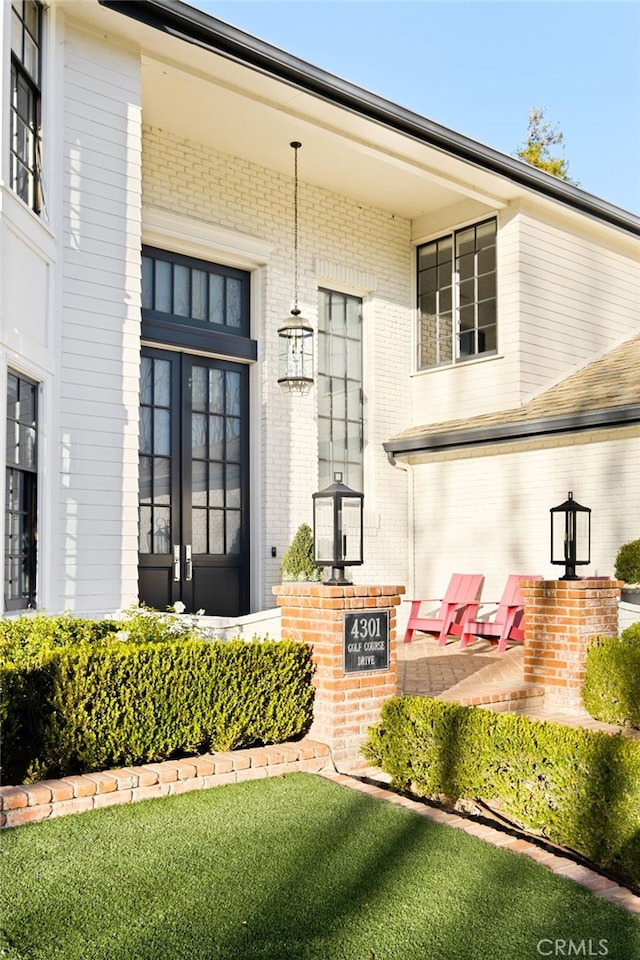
left=0, top=739, right=331, bottom=828
left=319, top=772, right=640, bottom=916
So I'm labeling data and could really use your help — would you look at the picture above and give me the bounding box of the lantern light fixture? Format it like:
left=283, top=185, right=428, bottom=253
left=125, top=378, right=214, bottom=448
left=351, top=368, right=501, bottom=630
left=550, top=491, right=591, bottom=581
left=278, top=141, right=314, bottom=395
left=313, top=472, right=364, bottom=585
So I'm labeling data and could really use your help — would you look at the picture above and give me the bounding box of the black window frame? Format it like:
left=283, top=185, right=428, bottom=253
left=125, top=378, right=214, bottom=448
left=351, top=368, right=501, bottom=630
left=10, top=0, right=43, bottom=214
left=141, top=247, right=256, bottom=362
left=317, top=288, right=364, bottom=492
left=417, top=217, right=497, bottom=369
left=5, top=370, right=38, bottom=611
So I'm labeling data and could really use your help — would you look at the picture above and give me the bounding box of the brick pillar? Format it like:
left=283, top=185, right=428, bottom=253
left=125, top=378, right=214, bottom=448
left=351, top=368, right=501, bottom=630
left=520, top=578, right=622, bottom=711
left=273, top=583, right=404, bottom=773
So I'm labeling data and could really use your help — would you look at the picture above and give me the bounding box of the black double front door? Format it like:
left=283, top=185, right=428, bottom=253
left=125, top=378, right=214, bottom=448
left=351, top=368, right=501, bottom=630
left=138, top=348, right=249, bottom=616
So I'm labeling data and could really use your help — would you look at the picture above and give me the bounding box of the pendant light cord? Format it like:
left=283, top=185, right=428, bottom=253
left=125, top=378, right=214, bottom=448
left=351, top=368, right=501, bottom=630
left=291, top=141, right=302, bottom=315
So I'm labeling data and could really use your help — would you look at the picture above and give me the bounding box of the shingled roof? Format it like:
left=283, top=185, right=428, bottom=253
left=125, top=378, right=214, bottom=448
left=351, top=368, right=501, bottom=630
left=384, top=332, right=640, bottom=461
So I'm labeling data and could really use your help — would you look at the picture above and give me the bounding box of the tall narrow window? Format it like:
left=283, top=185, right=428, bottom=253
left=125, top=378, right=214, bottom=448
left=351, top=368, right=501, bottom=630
left=10, top=0, right=43, bottom=214
left=5, top=372, right=38, bottom=610
left=318, top=289, right=363, bottom=491
left=417, top=218, right=497, bottom=368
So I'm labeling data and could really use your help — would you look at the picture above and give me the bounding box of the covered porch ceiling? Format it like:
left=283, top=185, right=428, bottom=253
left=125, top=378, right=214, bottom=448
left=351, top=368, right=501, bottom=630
left=71, top=0, right=519, bottom=223
left=138, top=53, right=510, bottom=223
left=69, top=0, right=640, bottom=239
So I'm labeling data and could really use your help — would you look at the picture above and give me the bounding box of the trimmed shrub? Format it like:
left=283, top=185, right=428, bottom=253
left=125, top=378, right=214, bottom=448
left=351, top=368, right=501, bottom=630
left=583, top=630, right=640, bottom=729
left=0, top=608, right=226, bottom=672
left=281, top=523, right=323, bottom=582
left=0, top=614, right=119, bottom=668
left=363, top=696, right=640, bottom=888
left=622, top=621, right=640, bottom=646
left=1, top=634, right=315, bottom=784
left=614, top=537, right=640, bottom=585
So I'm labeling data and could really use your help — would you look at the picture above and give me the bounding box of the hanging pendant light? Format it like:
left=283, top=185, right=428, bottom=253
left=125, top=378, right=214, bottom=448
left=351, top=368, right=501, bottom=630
left=278, top=141, right=314, bottom=395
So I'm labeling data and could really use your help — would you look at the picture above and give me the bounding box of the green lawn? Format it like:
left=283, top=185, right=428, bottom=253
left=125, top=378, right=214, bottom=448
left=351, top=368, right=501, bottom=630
left=1, top=773, right=639, bottom=960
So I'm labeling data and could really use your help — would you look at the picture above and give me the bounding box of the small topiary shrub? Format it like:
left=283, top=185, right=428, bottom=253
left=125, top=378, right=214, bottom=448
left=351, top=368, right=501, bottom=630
left=281, top=523, right=323, bottom=582
left=614, top=537, right=640, bottom=586
left=583, top=629, right=640, bottom=729
left=622, top=621, right=640, bottom=646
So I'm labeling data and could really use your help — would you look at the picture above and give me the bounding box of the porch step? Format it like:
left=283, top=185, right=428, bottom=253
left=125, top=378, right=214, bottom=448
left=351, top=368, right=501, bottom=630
left=441, top=684, right=546, bottom=712
left=402, top=640, right=531, bottom=704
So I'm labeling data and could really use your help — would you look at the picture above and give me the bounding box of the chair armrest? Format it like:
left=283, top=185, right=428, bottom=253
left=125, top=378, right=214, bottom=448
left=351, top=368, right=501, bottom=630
left=474, top=603, right=498, bottom=621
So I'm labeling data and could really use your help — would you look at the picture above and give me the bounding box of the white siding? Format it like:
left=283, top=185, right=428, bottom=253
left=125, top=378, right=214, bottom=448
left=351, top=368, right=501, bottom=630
left=57, top=24, right=141, bottom=613
left=408, top=203, right=640, bottom=430
left=409, top=208, right=524, bottom=428
left=406, top=426, right=640, bottom=610
left=517, top=206, right=640, bottom=396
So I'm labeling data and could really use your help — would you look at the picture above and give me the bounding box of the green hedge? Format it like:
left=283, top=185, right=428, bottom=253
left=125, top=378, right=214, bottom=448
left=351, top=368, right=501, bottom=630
left=363, top=696, right=640, bottom=888
left=0, top=608, right=228, bottom=669
left=1, top=636, right=315, bottom=785
left=583, top=623, right=640, bottom=729
left=614, top=537, right=640, bottom=584
left=0, top=614, right=120, bottom=667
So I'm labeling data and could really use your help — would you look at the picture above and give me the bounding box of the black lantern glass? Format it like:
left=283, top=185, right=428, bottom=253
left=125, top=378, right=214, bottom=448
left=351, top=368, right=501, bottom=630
left=550, top=491, right=591, bottom=580
left=278, top=141, right=314, bottom=395
left=313, top=472, right=364, bottom=585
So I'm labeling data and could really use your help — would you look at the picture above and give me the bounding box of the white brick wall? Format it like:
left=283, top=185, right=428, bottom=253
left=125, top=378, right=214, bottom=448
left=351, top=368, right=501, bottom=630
left=142, top=127, right=412, bottom=607
left=57, top=24, right=141, bottom=613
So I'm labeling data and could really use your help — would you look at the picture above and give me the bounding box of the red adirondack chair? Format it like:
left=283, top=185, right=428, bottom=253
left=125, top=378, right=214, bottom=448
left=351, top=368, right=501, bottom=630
left=459, top=574, right=543, bottom=653
left=404, top=573, right=485, bottom=645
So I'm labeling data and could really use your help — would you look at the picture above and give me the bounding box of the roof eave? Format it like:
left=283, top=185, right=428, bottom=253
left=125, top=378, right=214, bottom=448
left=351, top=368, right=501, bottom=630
left=384, top=406, right=640, bottom=463
left=99, top=0, right=640, bottom=239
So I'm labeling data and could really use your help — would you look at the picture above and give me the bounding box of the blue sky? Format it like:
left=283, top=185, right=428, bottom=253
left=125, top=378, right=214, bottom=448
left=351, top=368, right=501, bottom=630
left=192, top=1, right=640, bottom=213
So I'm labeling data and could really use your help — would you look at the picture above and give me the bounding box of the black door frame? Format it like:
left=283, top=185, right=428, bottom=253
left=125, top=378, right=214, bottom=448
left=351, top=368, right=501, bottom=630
left=139, top=247, right=255, bottom=615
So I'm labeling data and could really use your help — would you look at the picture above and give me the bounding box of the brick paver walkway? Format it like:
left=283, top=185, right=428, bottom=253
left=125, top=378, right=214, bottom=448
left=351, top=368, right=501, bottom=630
left=398, top=636, right=537, bottom=706
left=398, top=635, right=640, bottom=735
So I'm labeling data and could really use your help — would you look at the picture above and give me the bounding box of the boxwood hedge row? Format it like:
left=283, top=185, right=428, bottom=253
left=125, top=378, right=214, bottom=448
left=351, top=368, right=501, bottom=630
left=1, top=623, right=315, bottom=785
left=583, top=622, right=640, bottom=728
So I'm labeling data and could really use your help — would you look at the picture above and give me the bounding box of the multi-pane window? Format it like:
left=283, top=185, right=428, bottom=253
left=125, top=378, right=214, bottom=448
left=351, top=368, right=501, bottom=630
left=5, top=372, right=38, bottom=611
left=139, top=356, right=172, bottom=556
left=10, top=0, right=42, bottom=213
left=191, top=366, right=243, bottom=556
left=317, top=289, right=363, bottom=491
left=417, top=218, right=497, bottom=368
left=142, top=248, right=249, bottom=336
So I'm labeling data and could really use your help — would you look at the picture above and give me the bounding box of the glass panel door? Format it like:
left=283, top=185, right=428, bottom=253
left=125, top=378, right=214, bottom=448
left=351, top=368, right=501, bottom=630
left=138, top=349, right=249, bottom=615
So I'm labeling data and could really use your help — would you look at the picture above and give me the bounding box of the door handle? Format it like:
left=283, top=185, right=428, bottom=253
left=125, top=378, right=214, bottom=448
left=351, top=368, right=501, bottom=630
left=173, top=544, right=180, bottom=581
left=185, top=544, right=192, bottom=581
